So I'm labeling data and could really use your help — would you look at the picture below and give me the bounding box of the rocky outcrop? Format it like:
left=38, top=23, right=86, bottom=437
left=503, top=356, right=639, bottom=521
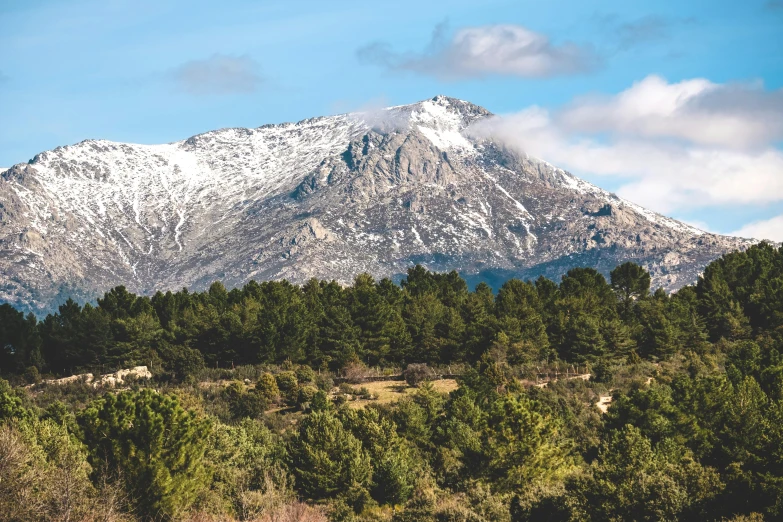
left=29, top=366, right=152, bottom=389
left=0, top=96, right=754, bottom=313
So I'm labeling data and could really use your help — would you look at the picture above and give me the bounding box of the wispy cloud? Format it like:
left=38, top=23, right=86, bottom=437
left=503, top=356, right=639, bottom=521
left=171, top=54, right=263, bottom=96
left=765, top=0, right=783, bottom=11
left=357, top=23, right=600, bottom=79
left=592, top=14, right=695, bottom=56
left=615, top=15, right=673, bottom=49
left=467, top=75, right=783, bottom=215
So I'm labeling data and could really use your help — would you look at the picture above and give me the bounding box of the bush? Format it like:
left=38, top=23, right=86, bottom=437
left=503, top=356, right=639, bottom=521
left=315, top=373, right=334, bottom=392
left=240, top=391, right=268, bottom=419
left=371, top=449, right=417, bottom=506
left=0, top=378, right=30, bottom=421
left=310, top=391, right=332, bottom=412
left=223, top=381, right=268, bottom=419
left=0, top=421, right=96, bottom=522
left=342, top=362, right=371, bottom=384
left=257, top=501, right=328, bottom=522
left=160, top=343, right=205, bottom=382
left=297, top=385, right=319, bottom=410
left=275, top=371, right=299, bottom=406
left=296, top=365, right=316, bottom=385
left=404, top=364, right=436, bottom=387
left=23, top=366, right=41, bottom=385
left=338, top=383, right=355, bottom=395
left=256, top=373, right=281, bottom=405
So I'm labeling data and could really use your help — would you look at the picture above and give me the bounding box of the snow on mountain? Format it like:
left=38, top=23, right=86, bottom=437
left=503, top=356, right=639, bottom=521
left=0, top=96, right=753, bottom=313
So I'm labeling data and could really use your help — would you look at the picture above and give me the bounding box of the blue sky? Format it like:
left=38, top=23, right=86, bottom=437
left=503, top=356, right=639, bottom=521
left=1, top=0, right=782, bottom=238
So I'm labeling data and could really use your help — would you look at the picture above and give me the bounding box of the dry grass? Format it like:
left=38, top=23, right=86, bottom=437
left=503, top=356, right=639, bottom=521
left=342, top=379, right=458, bottom=408
left=182, top=501, right=328, bottom=522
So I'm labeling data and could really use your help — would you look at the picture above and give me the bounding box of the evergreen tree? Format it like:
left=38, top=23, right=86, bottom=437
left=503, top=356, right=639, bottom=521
left=40, top=299, right=112, bottom=375
left=610, top=262, right=651, bottom=319
left=289, top=410, right=371, bottom=501
left=495, top=279, right=550, bottom=362
left=461, top=282, right=497, bottom=363
left=0, top=304, right=41, bottom=374
left=79, top=389, right=210, bottom=520
left=484, top=393, right=573, bottom=491
left=577, top=425, right=722, bottom=521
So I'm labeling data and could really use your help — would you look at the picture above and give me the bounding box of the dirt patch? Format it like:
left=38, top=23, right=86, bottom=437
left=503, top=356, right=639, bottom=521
left=596, top=395, right=613, bottom=413
left=534, top=373, right=592, bottom=388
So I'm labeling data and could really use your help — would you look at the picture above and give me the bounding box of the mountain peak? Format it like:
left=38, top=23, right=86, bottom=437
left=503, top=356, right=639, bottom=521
left=348, top=96, right=490, bottom=150
left=0, top=96, right=753, bottom=314
left=387, top=95, right=491, bottom=125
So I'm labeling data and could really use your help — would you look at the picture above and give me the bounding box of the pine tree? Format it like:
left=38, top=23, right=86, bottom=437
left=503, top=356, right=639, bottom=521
left=610, top=262, right=651, bottom=319
left=289, top=410, right=371, bottom=500
left=79, top=389, right=210, bottom=520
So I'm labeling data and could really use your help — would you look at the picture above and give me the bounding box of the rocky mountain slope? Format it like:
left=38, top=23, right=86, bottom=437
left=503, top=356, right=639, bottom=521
left=0, top=96, right=753, bottom=313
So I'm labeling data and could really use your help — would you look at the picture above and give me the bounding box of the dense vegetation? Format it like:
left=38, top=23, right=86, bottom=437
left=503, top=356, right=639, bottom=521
left=1, top=242, right=782, bottom=521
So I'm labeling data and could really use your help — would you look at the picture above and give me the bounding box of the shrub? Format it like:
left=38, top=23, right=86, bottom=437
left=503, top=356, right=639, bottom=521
left=297, top=385, right=319, bottom=410
left=240, top=391, right=269, bottom=419
left=310, top=391, right=332, bottom=412
left=223, top=382, right=268, bottom=419
left=404, top=364, right=436, bottom=387
left=372, top=449, right=417, bottom=506
left=342, top=362, right=371, bottom=384
left=315, top=373, right=334, bottom=392
left=275, top=371, right=299, bottom=406
left=338, top=383, right=355, bottom=395
left=256, top=373, right=281, bottom=405
left=0, top=378, right=30, bottom=421
left=257, top=501, right=328, bottom=522
left=295, top=365, right=316, bottom=385
left=23, top=366, right=41, bottom=385
left=159, top=343, right=205, bottom=382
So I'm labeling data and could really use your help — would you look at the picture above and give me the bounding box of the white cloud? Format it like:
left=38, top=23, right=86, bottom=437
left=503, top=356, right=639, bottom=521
left=468, top=75, right=783, bottom=215
left=358, top=24, right=599, bottom=79
left=171, top=54, right=262, bottom=96
left=558, top=75, right=783, bottom=150
left=731, top=215, right=783, bottom=242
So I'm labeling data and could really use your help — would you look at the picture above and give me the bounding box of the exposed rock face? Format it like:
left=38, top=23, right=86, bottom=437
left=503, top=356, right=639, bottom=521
left=0, top=96, right=754, bottom=313
left=28, top=366, right=152, bottom=389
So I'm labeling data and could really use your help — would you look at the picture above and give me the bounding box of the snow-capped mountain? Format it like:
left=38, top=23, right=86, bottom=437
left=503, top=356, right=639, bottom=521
left=0, top=96, right=752, bottom=313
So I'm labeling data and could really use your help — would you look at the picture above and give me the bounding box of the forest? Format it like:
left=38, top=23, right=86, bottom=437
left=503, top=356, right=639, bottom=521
left=1, top=242, right=782, bottom=521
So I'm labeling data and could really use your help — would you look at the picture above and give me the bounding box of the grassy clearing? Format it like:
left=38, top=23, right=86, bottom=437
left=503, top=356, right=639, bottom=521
left=342, top=379, right=459, bottom=408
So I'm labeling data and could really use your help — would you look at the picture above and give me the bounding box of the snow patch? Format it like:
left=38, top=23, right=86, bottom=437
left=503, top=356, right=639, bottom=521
left=411, top=227, right=423, bottom=245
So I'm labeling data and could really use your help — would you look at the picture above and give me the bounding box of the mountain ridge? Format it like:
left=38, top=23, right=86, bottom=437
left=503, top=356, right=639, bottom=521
left=0, top=95, right=755, bottom=313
